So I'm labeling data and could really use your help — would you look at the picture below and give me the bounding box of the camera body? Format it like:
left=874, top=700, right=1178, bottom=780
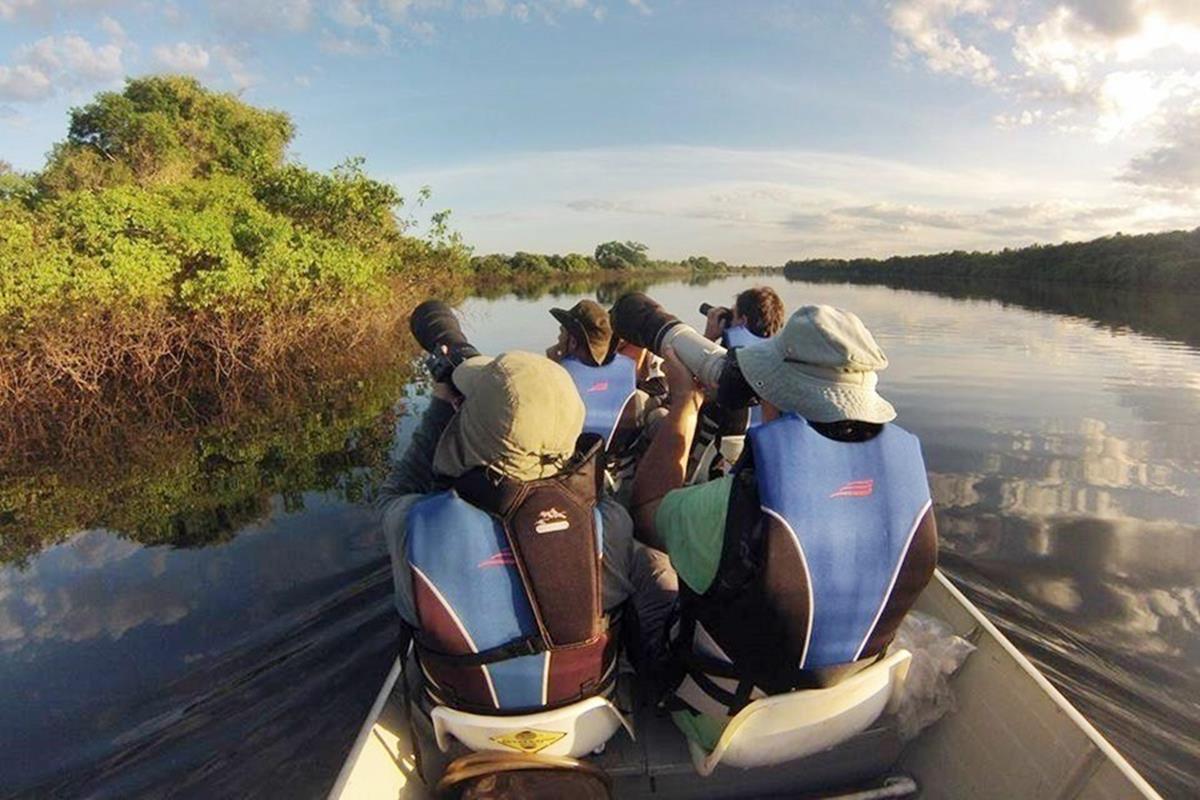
left=699, top=302, right=733, bottom=328
left=409, top=300, right=481, bottom=384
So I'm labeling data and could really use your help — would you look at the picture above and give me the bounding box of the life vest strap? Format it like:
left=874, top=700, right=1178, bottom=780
left=667, top=606, right=885, bottom=717
left=415, top=633, right=546, bottom=668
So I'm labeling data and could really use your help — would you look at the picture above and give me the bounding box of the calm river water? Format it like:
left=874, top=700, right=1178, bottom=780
left=1, top=275, right=1197, bottom=798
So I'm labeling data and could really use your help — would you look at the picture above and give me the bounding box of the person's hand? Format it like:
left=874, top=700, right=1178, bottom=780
left=704, top=306, right=730, bottom=340
left=662, top=347, right=703, bottom=412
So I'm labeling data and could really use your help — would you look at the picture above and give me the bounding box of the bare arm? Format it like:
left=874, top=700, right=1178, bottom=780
left=630, top=348, right=703, bottom=549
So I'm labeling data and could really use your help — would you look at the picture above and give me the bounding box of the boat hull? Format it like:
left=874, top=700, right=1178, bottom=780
left=329, top=572, right=1162, bottom=799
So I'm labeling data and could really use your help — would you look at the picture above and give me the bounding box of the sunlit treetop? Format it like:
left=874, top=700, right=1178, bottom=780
left=40, top=75, right=295, bottom=193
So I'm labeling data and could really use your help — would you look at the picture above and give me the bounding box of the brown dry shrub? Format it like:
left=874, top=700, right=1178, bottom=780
left=0, top=288, right=415, bottom=466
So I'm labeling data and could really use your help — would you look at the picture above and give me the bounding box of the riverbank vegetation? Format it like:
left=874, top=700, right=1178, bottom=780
left=467, top=242, right=757, bottom=280
left=783, top=228, right=1200, bottom=291
left=0, top=75, right=467, bottom=459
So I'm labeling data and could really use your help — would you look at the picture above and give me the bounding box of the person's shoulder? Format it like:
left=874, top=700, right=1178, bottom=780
left=656, top=474, right=735, bottom=532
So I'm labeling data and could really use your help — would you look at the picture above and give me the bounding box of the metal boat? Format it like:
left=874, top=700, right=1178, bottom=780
left=329, top=571, right=1163, bottom=799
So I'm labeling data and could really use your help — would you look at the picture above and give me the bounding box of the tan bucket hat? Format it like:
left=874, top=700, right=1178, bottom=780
left=433, top=351, right=586, bottom=481
left=736, top=305, right=896, bottom=424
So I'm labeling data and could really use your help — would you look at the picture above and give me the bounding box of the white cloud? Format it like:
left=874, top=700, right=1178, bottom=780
left=628, top=0, right=651, bottom=15
left=212, top=0, right=314, bottom=33
left=99, top=15, right=126, bottom=43
left=889, top=0, right=999, bottom=85
left=1122, top=104, right=1200, bottom=192
left=888, top=0, right=1200, bottom=192
left=394, top=145, right=1197, bottom=261
left=0, top=64, right=54, bottom=102
left=0, top=34, right=123, bottom=103
left=152, top=42, right=211, bottom=74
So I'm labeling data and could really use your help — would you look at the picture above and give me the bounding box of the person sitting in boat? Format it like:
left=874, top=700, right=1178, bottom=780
left=545, top=299, right=641, bottom=450
left=689, top=286, right=786, bottom=481
left=377, top=349, right=677, bottom=783
left=629, top=305, right=938, bottom=757
left=701, top=285, right=786, bottom=347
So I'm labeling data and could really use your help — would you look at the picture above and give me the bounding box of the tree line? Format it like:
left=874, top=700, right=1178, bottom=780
left=782, top=228, right=1200, bottom=291
left=468, top=241, right=750, bottom=278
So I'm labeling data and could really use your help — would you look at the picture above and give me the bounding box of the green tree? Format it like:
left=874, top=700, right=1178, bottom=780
left=40, top=75, right=294, bottom=193
left=595, top=240, right=649, bottom=271
left=0, top=160, right=34, bottom=202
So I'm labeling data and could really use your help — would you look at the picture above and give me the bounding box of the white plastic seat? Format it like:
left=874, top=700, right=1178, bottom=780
left=688, top=648, right=912, bottom=776
left=688, top=434, right=746, bottom=484
left=431, top=695, right=634, bottom=760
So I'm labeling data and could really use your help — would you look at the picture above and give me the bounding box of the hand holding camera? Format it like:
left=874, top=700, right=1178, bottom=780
left=699, top=302, right=732, bottom=340
left=409, top=300, right=481, bottom=390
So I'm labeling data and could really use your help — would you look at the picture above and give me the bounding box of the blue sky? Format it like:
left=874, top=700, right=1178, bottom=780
left=2, top=0, right=1198, bottom=261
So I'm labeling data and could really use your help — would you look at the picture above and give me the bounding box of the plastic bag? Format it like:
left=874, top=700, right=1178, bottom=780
left=892, top=610, right=976, bottom=740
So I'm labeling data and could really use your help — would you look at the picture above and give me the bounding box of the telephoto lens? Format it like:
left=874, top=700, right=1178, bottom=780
left=611, top=292, right=735, bottom=392
left=409, top=300, right=481, bottom=383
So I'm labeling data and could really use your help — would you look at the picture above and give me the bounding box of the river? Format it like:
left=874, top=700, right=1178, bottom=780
left=1, top=274, right=1197, bottom=798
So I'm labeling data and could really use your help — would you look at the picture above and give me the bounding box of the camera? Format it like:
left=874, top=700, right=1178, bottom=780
left=409, top=300, right=481, bottom=384
left=699, top=302, right=732, bottom=327
left=611, top=293, right=756, bottom=409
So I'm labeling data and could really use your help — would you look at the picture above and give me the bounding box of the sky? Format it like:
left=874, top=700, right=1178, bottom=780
left=1, top=0, right=1198, bottom=263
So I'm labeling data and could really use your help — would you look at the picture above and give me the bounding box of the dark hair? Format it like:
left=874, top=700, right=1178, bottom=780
left=734, top=287, right=785, bottom=337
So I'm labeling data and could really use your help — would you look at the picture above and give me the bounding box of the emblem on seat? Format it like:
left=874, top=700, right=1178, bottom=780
left=489, top=728, right=567, bottom=753
left=830, top=479, right=874, bottom=498
left=534, top=508, right=570, bottom=533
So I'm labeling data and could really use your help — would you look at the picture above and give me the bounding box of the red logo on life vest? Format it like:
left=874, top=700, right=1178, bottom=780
left=830, top=479, right=874, bottom=498
left=478, top=548, right=517, bottom=568
left=587, top=381, right=609, bottom=393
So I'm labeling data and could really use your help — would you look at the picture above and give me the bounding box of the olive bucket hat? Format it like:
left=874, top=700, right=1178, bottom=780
left=433, top=351, right=586, bottom=482
left=549, top=300, right=614, bottom=367
left=736, top=305, right=897, bottom=424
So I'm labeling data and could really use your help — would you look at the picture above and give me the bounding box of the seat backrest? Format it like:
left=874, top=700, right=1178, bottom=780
left=690, top=649, right=911, bottom=776
left=431, top=695, right=633, bottom=760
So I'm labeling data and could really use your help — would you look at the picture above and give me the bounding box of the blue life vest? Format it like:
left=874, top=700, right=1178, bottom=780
left=405, top=453, right=611, bottom=713
left=671, top=413, right=936, bottom=717
left=720, top=325, right=763, bottom=350
left=560, top=354, right=637, bottom=447
left=747, top=414, right=932, bottom=667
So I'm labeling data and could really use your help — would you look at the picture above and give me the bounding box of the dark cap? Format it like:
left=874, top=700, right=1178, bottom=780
left=550, top=300, right=613, bottom=367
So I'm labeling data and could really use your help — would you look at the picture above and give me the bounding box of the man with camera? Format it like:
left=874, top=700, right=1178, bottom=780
left=544, top=299, right=640, bottom=449
left=377, top=301, right=677, bottom=783
left=691, top=287, right=786, bottom=479
left=701, top=286, right=785, bottom=346
left=623, top=299, right=937, bottom=754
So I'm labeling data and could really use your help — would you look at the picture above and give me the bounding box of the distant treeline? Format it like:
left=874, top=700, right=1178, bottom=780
left=469, top=241, right=758, bottom=278
left=783, top=228, right=1200, bottom=291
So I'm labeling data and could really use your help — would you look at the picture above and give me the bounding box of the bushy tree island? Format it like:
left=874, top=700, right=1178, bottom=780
left=0, top=75, right=468, bottom=453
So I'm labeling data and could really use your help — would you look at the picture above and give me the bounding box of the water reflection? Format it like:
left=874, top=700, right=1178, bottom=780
left=1, top=275, right=1198, bottom=798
